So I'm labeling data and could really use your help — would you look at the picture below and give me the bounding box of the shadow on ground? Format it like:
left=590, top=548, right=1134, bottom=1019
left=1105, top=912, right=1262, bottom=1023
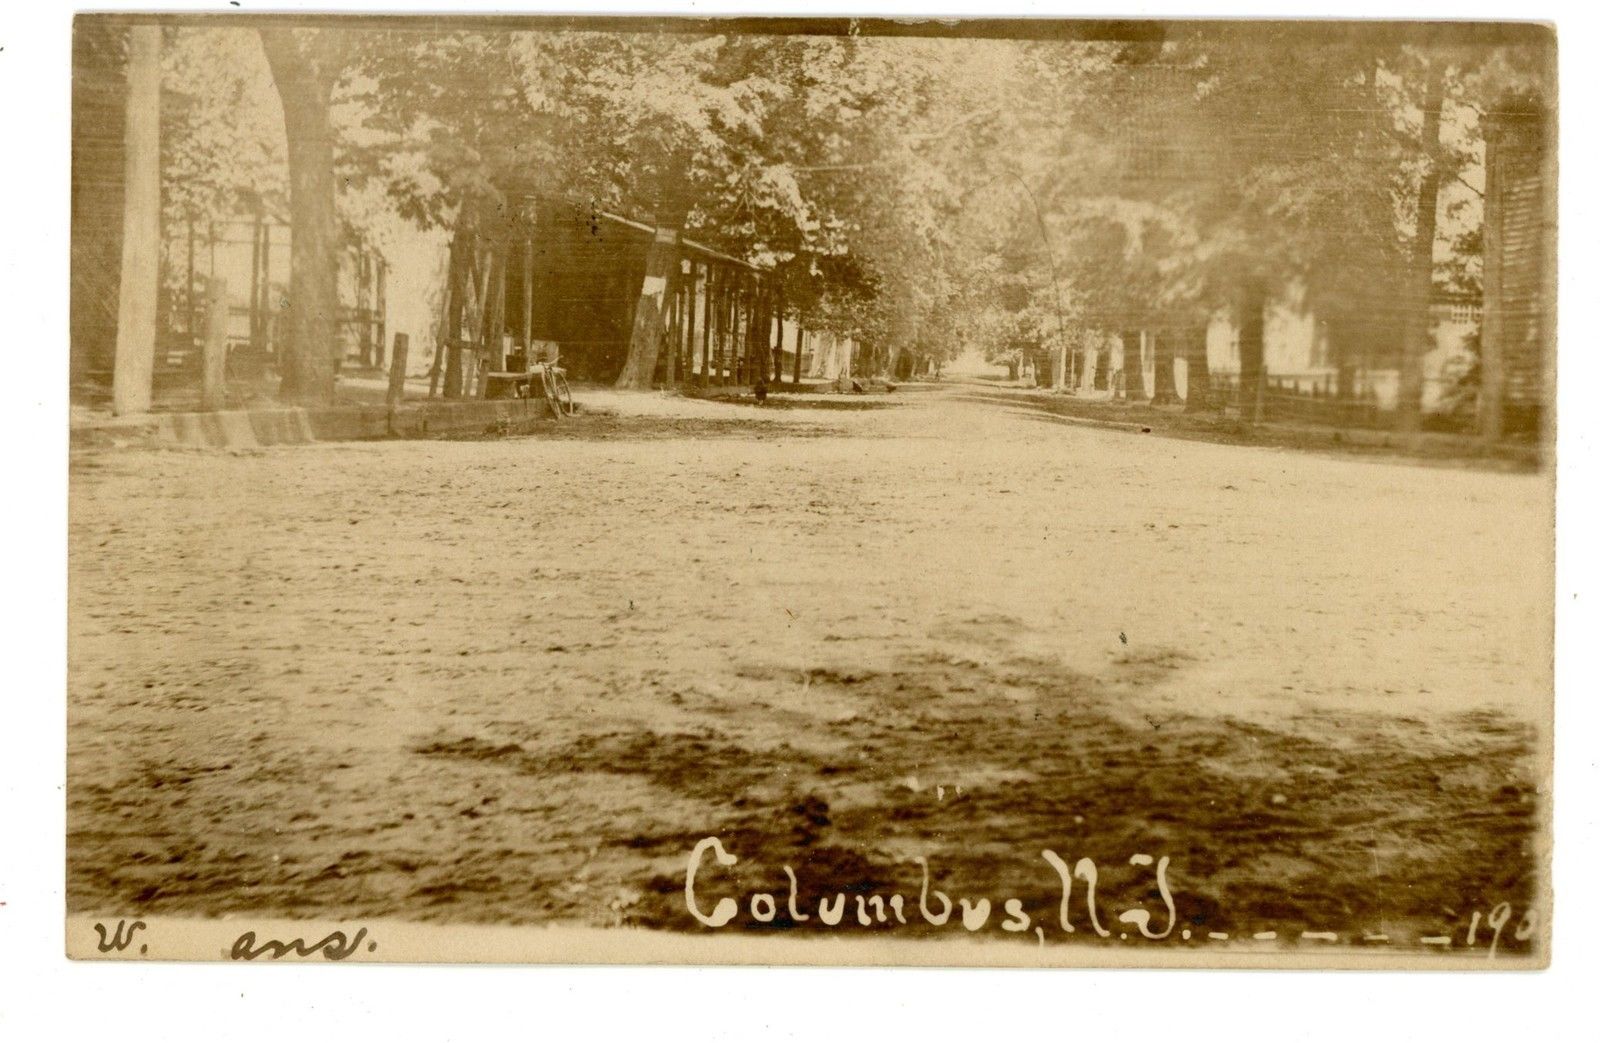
left=71, top=645, right=1539, bottom=955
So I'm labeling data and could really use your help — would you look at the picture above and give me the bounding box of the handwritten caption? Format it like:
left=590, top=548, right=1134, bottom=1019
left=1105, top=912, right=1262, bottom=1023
left=89, top=920, right=376, bottom=961
left=683, top=836, right=1538, bottom=957
left=82, top=837, right=1538, bottom=961
left=229, top=927, right=375, bottom=961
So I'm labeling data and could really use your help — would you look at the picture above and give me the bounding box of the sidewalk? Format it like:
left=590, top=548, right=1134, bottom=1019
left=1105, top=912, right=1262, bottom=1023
left=68, top=373, right=932, bottom=450
left=70, top=376, right=577, bottom=450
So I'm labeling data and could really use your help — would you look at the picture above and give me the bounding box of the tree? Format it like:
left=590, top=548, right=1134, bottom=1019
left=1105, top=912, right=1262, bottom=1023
left=1149, top=328, right=1180, bottom=406
left=259, top=27, right=347, bottom=404
left=1397, top=58, right=1445, bottom=434
left=1181, top=325, right=1214, bottom=412
left=349, top=29, right=832, bottom=390
left=543, top=33, right=787, bottom=389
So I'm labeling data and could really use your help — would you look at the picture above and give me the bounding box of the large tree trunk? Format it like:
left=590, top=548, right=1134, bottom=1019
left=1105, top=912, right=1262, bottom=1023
left=427, top=233, right=459, bottom=397
left=615, top=205, right=688, bottom=389
left=1238, top=282, right=1267, bottom=424
left=1120, top=329, right=1146, bottom=402
left=436, top=228, right=469, bottom=398
left=259, top=28, right=343, bottom=405
left=1183, top=323, right=1213, bottom=413
left=1333, top=316, right=1356, bottom=402
left=1150, top=328, right=1178, bottom=405
left=476, top=226, right=507, bottom=397
left=1398, top=60, right=1445, bottom=434
left=747, top=284, right=768, bottom=384
left=111, top=26, right=161, bottom=416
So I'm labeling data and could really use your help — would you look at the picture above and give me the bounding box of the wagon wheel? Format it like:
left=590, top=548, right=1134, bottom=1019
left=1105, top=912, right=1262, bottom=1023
left=552, top=370, right=574, bottom=417
left=542, top=364, right=572, bottom=419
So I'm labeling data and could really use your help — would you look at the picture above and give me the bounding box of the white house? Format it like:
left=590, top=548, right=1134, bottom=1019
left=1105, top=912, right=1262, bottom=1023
left=1192, top=280, right=1478, bottom=411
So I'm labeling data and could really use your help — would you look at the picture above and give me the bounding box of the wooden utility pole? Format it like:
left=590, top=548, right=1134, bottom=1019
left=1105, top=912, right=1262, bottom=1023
left=201, top=278, right=229, bottom=411
left=521, top=218, right=535, bottom=366
left=111, top=25, right=161, bottom=416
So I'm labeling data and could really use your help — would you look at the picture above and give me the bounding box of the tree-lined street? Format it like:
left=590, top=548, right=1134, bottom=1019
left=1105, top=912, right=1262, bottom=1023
left=75, top=20, right=1552, bottom=441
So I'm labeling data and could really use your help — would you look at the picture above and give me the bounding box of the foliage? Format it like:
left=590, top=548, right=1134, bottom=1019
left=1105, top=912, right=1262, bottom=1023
left=147, top=23, right=1552, bottom=382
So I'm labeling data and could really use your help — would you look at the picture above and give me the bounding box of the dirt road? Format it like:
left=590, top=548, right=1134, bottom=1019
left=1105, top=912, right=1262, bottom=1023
left=67, top=384, right=1550, bottom=956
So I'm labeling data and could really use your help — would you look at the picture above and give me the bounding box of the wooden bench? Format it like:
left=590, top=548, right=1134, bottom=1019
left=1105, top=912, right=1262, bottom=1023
left=482, top=370, right=541, bottom=400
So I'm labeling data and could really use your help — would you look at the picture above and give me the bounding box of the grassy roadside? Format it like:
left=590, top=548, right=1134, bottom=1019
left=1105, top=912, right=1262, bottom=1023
left=958, top=382, right=1543, bottom=473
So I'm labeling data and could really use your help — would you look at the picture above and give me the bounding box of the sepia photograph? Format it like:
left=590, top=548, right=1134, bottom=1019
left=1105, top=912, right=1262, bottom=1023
left=62, top=11, right=1556, bottom=969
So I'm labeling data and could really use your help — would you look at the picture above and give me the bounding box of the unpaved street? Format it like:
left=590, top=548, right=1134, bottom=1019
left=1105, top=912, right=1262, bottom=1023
left=68, top=386, right=1550, bottom=953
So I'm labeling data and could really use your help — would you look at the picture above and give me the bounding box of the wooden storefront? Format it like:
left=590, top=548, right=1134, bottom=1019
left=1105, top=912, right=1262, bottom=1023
left=435, top=196, right=794, bottom=395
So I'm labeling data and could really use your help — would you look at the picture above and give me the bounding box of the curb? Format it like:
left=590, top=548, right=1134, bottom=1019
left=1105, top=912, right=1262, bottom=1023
left=70, top=398, right=565, bottom=450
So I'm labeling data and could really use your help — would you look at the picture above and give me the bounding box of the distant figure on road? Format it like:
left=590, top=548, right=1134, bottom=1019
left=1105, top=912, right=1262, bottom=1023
left=753, top=378, right=769, bottom=405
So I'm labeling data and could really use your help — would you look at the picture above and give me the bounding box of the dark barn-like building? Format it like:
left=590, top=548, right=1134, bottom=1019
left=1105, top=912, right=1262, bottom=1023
left=439, top=195, right=779, bottom=394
